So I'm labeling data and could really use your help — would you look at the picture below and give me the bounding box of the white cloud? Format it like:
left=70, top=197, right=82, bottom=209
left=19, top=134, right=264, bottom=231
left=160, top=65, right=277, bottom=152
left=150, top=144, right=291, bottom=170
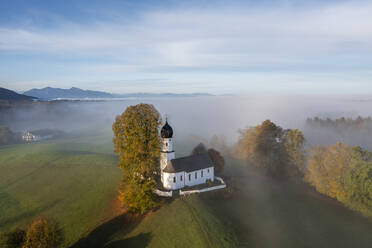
left=1, top=1, right=372, bottom=72
left=1, top=1, right=372, bottom=94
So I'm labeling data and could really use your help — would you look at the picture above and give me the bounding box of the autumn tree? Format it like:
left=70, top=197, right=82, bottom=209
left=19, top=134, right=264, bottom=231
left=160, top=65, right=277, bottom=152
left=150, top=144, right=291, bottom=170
left=340, top=159, right=372, bottom=216
left=234, top=120, right=286, bottom=176
left=283, top=129, right=306, bottom=180
left=112, top=103, right=161, bottom=213
left=208, top=148, right=225, bottom=174
left=305, top=143, right=372, bottom=216
left=22, top=217, right=63, bottom=248
left=305, top=142, right=353, bottom=198
left=191, top=143, right=207, bottom=155
left=305, top=146, right=329, bottom=194
left=234, top=120, right=306, bottom=179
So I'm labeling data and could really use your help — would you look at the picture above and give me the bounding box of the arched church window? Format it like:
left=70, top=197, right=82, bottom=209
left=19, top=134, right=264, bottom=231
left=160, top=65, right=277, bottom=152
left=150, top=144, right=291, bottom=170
left=189, top=174, right=191, bottom=181
left=180, top=175, right=183, bottom=181
left=195, top=172, right=197, bottom=179
left=173, top=177, right=176, bottom=183
left=201, top=170, right=203, bottom=177
left=166, top=142, right=168, bottom=147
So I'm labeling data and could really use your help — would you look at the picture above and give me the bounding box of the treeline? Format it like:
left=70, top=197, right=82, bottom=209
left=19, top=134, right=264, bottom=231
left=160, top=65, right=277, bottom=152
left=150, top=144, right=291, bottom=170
left=234, top=120, right=372, bottom=217
left=306, top=116, right=372, bottom=130
left=305, top=116, right=372, bottom=152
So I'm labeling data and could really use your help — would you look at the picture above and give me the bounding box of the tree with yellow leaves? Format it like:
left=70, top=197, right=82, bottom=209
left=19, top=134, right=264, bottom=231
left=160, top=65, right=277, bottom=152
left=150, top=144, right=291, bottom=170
left=112, top=103, right=161, bottom=213
left=22, top=217, right=63, bottom=248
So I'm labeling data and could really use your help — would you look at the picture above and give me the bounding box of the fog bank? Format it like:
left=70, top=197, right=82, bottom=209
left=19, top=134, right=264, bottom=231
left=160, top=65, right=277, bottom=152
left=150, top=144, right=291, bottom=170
left=2, top=95, right=372, bottom=148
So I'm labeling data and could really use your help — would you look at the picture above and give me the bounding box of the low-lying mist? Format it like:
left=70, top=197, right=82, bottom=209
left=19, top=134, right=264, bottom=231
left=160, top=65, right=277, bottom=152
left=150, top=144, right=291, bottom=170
left=2, top=95, right=372, bottom=149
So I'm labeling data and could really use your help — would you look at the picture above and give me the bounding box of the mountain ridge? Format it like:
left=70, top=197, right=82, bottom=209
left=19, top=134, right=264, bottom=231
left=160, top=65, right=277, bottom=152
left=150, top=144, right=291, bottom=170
left=24, top=87, right=112, bottom=100
left=24, top=87, right=214, bottom=100
left=0, top=87, right=36, bottom=102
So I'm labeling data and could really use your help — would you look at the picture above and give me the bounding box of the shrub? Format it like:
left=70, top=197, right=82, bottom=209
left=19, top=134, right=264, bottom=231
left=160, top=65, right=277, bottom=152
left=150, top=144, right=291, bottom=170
left=0, top=228, right=26, bottom=248
left=22, top=217, right=63, bottom=248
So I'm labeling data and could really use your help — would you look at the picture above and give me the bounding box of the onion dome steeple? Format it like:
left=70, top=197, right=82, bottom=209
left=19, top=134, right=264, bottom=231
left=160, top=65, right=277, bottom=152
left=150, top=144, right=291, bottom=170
left=161, top=116, right=173, bottom=138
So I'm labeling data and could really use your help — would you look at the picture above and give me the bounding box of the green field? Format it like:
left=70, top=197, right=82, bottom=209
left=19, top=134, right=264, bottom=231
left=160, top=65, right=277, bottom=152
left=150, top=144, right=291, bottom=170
left=0, top=133, right=121, bottom=247
left=1, top=134, right=372, bottom=248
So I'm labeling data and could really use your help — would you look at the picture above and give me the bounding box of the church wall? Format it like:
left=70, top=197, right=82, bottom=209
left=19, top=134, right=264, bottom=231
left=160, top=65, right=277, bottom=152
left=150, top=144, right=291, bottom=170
left=163, top=171, right=185, bottom=190
left=185, top=167, right=214, bottom=187
left=160, top=151, right=175, bottom=171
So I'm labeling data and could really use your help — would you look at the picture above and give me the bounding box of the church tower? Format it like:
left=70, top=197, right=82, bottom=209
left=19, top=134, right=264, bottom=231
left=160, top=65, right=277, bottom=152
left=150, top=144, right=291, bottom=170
left=160, top=117, right=175, bottom=181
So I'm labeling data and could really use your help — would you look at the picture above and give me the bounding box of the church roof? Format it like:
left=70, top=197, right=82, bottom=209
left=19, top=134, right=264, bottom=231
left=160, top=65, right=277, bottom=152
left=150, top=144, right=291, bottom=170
left=161, top=121, right=173, bottom=138
left=163, top=153, right=214, bottom=173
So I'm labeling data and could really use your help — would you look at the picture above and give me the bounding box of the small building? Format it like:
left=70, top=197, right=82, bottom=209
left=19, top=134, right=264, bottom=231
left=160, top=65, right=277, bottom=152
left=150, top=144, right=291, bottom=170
left=160, top=119, right=214, bottom=190
left=22, top=129, right=60, bottom=142
left=22, top=131, right=39, bottom=142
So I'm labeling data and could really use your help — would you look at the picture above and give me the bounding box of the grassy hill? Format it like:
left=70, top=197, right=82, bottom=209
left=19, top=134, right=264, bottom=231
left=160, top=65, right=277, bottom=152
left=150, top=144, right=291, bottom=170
left=109, top=196, right=237, bottom=248
left=73, top=195, right=238, bottom=248
left=1, top=133, right=372, bottom=248
left=0, top=134, right=237, bottom=248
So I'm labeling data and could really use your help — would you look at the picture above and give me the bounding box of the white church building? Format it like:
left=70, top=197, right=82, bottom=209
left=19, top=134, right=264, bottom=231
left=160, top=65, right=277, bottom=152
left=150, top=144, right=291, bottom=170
left=160, top=120, right=215, bottom=190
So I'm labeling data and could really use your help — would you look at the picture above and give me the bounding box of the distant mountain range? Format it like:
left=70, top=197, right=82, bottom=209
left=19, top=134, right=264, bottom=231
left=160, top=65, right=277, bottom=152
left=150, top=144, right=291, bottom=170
left=0, top=87, right=36, bottom=102
left=23, top=87, right=214, bottom=100
left=24, top=87, right=112, bottom=100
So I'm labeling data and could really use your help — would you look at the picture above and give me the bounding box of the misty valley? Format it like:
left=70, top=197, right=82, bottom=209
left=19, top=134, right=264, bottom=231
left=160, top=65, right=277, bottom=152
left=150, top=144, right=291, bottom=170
left=1, top=96, right=372, bottom=248
left=2, top=1, right=372, bottom=247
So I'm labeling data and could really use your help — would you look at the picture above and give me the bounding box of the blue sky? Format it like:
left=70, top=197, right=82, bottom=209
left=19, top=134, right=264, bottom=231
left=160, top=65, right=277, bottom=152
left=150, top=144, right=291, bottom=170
left=0, top=0, right=371, bottom=94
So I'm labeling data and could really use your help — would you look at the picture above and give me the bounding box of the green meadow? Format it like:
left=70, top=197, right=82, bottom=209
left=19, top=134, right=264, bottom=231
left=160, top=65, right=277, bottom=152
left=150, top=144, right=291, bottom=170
left=1, top=134, right=372, bottom=248
left=0, top=133, right=121, bottom=247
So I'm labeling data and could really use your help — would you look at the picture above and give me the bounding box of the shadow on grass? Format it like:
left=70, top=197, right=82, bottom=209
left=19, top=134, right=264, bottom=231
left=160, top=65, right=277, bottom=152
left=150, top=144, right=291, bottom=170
left=70, top=213, right=146, bottom=248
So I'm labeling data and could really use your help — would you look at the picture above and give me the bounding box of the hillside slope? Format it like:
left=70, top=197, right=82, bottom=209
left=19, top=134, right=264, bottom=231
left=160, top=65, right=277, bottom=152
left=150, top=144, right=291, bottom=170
left=200, top=157, right=372, bottom=248
left=102, top=195, right=238, bottom=248
left=0, top=87, right=35, bottom=101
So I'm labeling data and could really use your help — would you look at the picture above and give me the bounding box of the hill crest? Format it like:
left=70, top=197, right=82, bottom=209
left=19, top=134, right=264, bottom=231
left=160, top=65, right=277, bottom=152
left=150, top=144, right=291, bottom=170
left=0, top=87, right=36, bottom=102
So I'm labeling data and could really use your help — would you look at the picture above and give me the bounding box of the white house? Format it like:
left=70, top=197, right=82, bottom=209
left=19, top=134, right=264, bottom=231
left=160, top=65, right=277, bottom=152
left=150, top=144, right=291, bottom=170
left=22, top=131, right=39, bottom=142
left=160, top=119, right=214, bottom=190
left=22, top=129, right=60, bottom=142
